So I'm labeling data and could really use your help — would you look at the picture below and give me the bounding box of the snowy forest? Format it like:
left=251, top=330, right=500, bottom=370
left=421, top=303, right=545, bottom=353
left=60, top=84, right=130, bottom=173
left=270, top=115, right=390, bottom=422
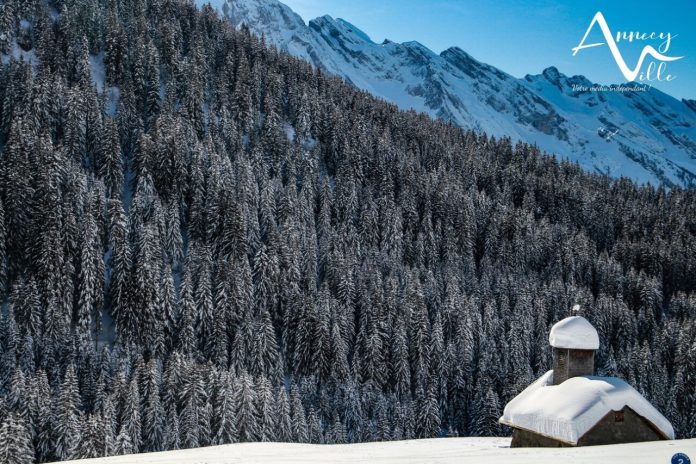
left=0, top=0, right=695, bottom=462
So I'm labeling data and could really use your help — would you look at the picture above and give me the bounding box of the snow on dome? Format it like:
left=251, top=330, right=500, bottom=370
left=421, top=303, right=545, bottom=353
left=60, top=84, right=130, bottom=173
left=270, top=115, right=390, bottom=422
left=500, top=371, right=675, bottom=444
left=549, top=316, right=599, bottom=350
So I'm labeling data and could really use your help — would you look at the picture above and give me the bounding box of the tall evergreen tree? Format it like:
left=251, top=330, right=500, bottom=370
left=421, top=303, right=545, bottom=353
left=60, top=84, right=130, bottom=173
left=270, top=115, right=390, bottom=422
left=54, top=366, right=82, bottom=460
left=0, top=413, right=34, bottom=464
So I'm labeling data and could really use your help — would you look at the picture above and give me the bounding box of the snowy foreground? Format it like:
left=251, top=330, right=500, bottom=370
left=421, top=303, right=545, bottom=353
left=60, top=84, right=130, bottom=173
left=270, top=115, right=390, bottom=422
left=59, top=437, right=696, bottom=464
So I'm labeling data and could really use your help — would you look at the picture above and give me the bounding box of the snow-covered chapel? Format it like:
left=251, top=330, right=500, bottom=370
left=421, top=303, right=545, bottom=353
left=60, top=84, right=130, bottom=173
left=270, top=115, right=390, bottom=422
left=499, top=315, right=675, bottom=447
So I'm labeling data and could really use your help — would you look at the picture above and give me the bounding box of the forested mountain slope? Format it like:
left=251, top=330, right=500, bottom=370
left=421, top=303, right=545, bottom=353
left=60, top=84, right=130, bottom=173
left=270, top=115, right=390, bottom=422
left=202, top=0, right=696, bottom=188
left=0, top=0, right=695, bottom=462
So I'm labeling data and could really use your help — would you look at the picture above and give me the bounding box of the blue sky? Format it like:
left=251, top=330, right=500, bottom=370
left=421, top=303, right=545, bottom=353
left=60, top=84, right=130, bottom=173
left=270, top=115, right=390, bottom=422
left=282, top=0, right=695, bottom=100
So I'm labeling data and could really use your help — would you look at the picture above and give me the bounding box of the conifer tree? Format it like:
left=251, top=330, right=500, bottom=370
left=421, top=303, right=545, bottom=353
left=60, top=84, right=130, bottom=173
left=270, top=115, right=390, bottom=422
left=0, top=413, right=34, bottom=464
left=74, top=414, right=104, bottom=459
left=0, top=198, right=6, bottom=294
left=108, top=199, right=132, bottom=342
left=275, top=386, right=292, bottom=442
left=290, top=388, right=309, bottom=443
left=115, top=427, right=133, bottom=456
left=213, top=372, right=238, bottom=445
left=122, top=380, right=142, bottom=454
left=54, top=366, right=82, bottom=460
left=234, top=373, right=259, bottom=442
left=100, top=119, right=124, bottom=199
left=255, top=376, right=276, bottom=442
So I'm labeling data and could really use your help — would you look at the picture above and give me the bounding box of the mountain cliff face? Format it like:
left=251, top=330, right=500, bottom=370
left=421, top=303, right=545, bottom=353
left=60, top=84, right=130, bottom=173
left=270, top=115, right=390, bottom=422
left=199, top=0, right=696, bottom=187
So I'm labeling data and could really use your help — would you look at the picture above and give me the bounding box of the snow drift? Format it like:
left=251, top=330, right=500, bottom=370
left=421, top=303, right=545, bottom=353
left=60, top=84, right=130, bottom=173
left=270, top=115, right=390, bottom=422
left=58, top=437, right=696, bottom=464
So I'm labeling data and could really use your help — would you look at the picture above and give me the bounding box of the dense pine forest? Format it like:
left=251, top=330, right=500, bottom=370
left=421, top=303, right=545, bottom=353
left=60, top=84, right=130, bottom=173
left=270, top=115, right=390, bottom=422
left=0, top=0, right=695, bottom=462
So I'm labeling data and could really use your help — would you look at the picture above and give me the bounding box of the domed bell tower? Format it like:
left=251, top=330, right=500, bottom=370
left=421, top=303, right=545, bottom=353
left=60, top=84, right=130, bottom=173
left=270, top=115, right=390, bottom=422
left=549, top=316, right=599, bottom=385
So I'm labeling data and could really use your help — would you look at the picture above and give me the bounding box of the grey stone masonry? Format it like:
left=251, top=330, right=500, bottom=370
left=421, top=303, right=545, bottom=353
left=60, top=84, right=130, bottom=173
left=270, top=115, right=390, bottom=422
left=552, top=347, right=594, bottom=385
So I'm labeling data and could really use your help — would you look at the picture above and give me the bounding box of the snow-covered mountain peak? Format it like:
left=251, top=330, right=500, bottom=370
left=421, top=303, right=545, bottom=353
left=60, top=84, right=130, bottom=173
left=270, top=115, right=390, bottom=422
left=199, top=0, right=696, bottom=187
left=541, top=65, right=562, bottom=81
left=308, top=16, right=375, bottom=46
left=440, top=47, right=512, bottom=83
left=205, top=0, right=307, bottom=41
left=335, top=18, right=374, bottom=44
left=440, top=46, right=482, bottom=67
left=539, top=66, right=564, bottom=91
left=524, top=67, right=595, bottom=97
left=308, top=15, right=375, bottom=49
left=685, top=99, right=696, bottom=114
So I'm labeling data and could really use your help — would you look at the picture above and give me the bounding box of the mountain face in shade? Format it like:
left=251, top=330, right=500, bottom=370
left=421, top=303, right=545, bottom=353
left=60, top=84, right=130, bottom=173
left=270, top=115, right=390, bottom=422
left=199, top=0, right=696, bottom=187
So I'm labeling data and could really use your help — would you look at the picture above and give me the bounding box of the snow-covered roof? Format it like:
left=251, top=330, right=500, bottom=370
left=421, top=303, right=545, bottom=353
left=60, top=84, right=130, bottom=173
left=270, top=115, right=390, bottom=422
left=499, top=371, right=674, bottom=444
left=548, top=316, right=599, bottom=350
